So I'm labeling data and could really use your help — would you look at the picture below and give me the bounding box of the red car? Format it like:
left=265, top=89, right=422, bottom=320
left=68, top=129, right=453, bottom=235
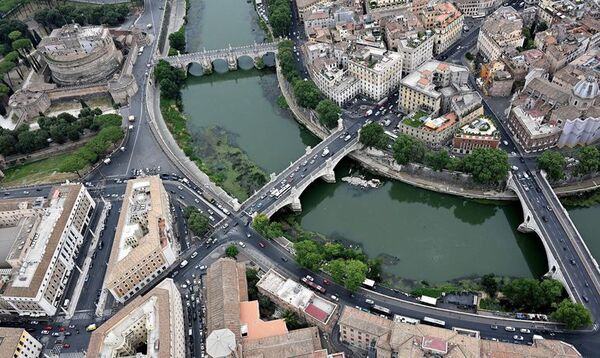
left=63, top=343, right=70, bottom=349
left=323, top=279, right=330, bottom=285
left=44, top=325, right=53, bottom=330
left=258, top=242, right=265, bottom=248
left=58, top=327, right=65, bottom=332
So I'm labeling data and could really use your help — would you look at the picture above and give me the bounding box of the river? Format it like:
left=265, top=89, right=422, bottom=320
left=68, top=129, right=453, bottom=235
left=181, top=0, right=600, bottom=284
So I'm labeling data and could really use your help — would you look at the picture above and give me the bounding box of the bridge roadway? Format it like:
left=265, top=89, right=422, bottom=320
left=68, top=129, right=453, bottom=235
left=242, top=118, right=364, bottom=217
left=509, top=171, right=600, bottom=323
left=162, top=41, right=279, bottom=68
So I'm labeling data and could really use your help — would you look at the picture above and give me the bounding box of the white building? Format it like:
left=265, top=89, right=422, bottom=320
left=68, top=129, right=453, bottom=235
left=348, top=47, right=403, bottom=100
left=312, top=59, right=361, bottom=105
left=397, top=33, right=435, bottom=75
left=0, top=184, right=95, bottom=317
left=454, top=0, right=502, bottom=17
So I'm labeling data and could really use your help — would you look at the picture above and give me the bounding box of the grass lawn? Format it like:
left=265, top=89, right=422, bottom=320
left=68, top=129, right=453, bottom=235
left=0, top=0, right=25, bottom=13
left=1, top=153, right=80, bottom=187
left=403, top=110, right=427, bottom=128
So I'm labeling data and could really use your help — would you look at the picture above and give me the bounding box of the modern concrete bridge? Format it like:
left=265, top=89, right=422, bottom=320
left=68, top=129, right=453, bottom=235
left=162, top=41, right=280, bottom=72
left=508, top=171, right=600, bottom=320
left=242, top=121, right=362, bottom=218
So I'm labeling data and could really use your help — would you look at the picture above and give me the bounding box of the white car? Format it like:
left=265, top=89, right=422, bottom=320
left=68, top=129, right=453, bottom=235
left=239, top=242, right=246, bottom=248
left=519, top=328, right=531, bottom=334
left=513, top=335, right=524, bottom=341
left=365, top=299, right=375, bottom=305
left=505, top=326, right=516, bottom=332
left=191, top=251, right=198, bottom=259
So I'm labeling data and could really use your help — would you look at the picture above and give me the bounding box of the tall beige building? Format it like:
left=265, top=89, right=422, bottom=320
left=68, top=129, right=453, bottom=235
left=87, top=278, right=185, bottom=358
left=0, top=184, right=95, bottom=316
left=419, top=2, right=464, bottom=55
left=477, top=6, right=525, bottom=61
left=0, top=327, right=43, bottom=358
left=348, top=47, right=403, bottom=100
left=105, top=176, right=178, bottom=303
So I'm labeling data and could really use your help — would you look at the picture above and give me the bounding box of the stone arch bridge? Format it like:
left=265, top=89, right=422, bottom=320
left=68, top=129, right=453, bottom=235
left=162, top=41, right=280, bottom=73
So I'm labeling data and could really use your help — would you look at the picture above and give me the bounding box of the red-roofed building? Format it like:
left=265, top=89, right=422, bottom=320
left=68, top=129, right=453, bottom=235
left=421, top=336, right=448, bottom=354
left=305, top=304, right=328, bottom=323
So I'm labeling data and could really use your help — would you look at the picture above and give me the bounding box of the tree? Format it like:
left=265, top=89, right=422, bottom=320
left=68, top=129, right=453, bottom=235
left=465, top=52, right=474, bottom=61
left=188, top=211, right=209, bottom=236
left=59, top=155, right=87, bottom=177
left=537, top=150, right=566, bottom=181
left=481, top=273, right=498, bottom=298
left=425, top=149, right=450, bottom=171
left=463, top=148, right=510, bottom=184
left=225, top=244, right=239, bottom=258
left=294, top=240, right=323, bottom=271
left=360, top=123, right=388, bottom=150
left=325, top=259, right=367, bottom=291
left=159, top=78, right=180, bottom=99
left=552, top=300, right=592, bottom=330
left=7, top=31, right=21, bottom=42
left=540, top=279, right=564, bottom=308
left=281, top=309, right=304, bottom=329
left=293, top=80, right=320, bottom=109
left=316, top=100, right=341, bottom=129
left=168, top=29, right=186, bottom=52
left=575, top=146, right=600, bottom=176
left=502, top=278, right=544, bottom=311
left=392, top=134, right=426, bottom=164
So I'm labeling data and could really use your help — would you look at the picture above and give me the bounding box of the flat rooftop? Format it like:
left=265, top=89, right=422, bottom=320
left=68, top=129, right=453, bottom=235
left=401, top=60, right=468, bottom=98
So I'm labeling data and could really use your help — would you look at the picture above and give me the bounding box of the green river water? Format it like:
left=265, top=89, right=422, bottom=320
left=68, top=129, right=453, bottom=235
left=181, top=0, right=600, bottom=284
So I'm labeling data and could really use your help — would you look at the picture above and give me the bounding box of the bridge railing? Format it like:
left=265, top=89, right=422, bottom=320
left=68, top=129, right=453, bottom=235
left=261, top=136, right=360, bottom=216
left=163, top=41, right=280, bottom=62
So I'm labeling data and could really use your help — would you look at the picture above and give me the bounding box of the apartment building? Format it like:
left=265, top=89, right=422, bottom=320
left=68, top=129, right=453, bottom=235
left=399, top=60, right=469, bottom=116
left=296, top=0, right=327, bottom=20
left=339, top=306, right=582, bottom=357
left=312, top=58, right=361, bottom=105
left=399, top=111, right=461, bottom=147
left=0, top=327, right=43, bottom=358
left=419, top=2, right=464, bottom=55
left=105, top=176, right=178, bottom=303
left=454, top=0, right=502, bottom=17
left=453, top=116, right=501, bottom=154
left=477, top=6, right=524, bottom=61
left=0, top=184, right=95, bottom=316
left=398, top=33, right=435, bottom=76
left=87, top=278, right=185, bottom=357
left=347, top=47, right=403, bottom=100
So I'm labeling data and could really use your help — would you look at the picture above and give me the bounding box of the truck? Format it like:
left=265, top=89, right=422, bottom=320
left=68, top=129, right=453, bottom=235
left=180, top=260, right=189, bottom=268
left=418, top=295, right=437, bottom=306
left=128, top=115, right=135, bottom=122
left=86, top=324, right=97, bottom=332
left=362, top=278, right=376, bottom=289
left=365, top=109, right=373, bottom=117
left=321, top=147, right=330, bottom=157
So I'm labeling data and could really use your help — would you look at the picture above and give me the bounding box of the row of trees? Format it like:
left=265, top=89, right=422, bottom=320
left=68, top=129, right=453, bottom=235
left=183, top=206, right=210, bottom=236
left=168, top=26, right=186, bottom=55
left=34, top=4, right=130, bottom=29
left=294, top=239, right=382, bottom=291
left=267, top=0, right=292, bottom=37
left=0, top=108, right=115, bottom=156
left=278, top=41, right=342, bottom=129
left=480, top=273, right=591, bottom=329
left=537, top=146, right=600, bottom=181
left=154, top=59, right=187, bottom=101
left=59, top=115, right=124, bottom=177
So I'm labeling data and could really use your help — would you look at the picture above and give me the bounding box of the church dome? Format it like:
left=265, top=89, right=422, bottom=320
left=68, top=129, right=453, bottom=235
left=572, top=76, right=599, bottom=100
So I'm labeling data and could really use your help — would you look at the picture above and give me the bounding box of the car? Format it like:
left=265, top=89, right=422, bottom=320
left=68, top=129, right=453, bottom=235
left=323, top=279, right=330, bottom=285
left=23, top=191, right=29, bottom=194
left=542, top=215, right=548, bottom=222
left=505, top=326, right=516, bottom=332
left=258, top=242, right=265, bottom=248
left=59, top=327, right=65, bottom=332
left=570, top=259, right=576, bottom=265
left=281, top=257, right=288, bottom=262
left=44, top=325, right=53, bottom=330
left=64, top=332, right=71, bottom=336
left=199, top=265, right=207, bottom=270
left=520, top=328, right=531, bottom=334
left=223, top=223, right=229, bottom=229
left=330, top=295, right=339, bottom=301
left=513, top=335, right=524, bottom=341
left=41, top=330, right=50, bottom=335
left=583, top=295, right=589, bottom=303
left=490, top=325, right=498, bottom=330
left=306, top=275, right=314, bottom=282
left=239, top=242, right=246, bottom=248
left=365, top=299, right=375, bottom=305
left=30, top=320, right=39, bottom=325
left=51, top=332, right=60, bottom=337
left=191, top=251, right=198, bottom=259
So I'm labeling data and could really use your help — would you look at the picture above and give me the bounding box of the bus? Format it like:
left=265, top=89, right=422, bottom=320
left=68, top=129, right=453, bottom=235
left=394, top=314, right=420, bottom=325
left=423, top=317, right=446, bottom=327
left=371, top=304, right=392, bottom=316
left=376, top=97, right=388, bottom=108
left=362, top=278, right=375, bottom=289
left=276, top=184, right=291, bottom=198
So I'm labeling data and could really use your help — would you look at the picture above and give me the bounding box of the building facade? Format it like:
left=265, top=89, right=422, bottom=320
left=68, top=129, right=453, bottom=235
left=397, top=34, right=435, bottom=76
left=105, top=176, right=178, bottom=303
left=0, top=184, right=95, bottom=316
left=453, top=116, right=501, bottom=154
left=348, top=48, right=403, bottom=100
left=455, top=0, right=502, bottom=17
left=0, top=327, right=43, bottom=358
left=38, top=24, right=123, bottom=86
left=87, top=278, right=185, bottom=357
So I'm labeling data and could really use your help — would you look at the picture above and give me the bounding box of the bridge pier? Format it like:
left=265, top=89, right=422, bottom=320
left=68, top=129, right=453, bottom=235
left=290, top=188, right=302, bottom=212
left=227, top=56, right=238, bottom=70
left=322, top=159, right=336, bottom=183
left=201, top=59, right=212, bottom=74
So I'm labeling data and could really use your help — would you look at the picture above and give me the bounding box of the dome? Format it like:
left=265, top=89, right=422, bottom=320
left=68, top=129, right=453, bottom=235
left=572, top=76, right=599, bottom=100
